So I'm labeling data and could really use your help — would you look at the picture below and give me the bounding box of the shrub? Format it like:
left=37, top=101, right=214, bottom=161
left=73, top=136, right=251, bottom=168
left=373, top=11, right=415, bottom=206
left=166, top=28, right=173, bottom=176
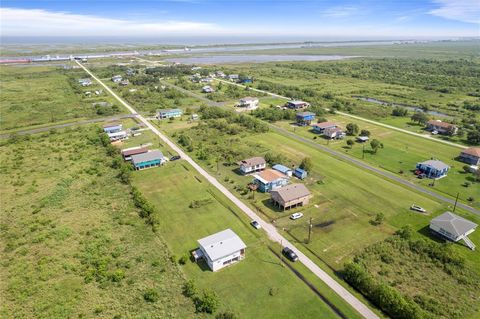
left=178, top=255, right=188, bottom=265
left=183, top=280, right=198, bottom=298
left=143, top=289, right=159, bottom=302
left=195, top=290, right=219, bottom=314
left=216, top=312, right=238, bottom=319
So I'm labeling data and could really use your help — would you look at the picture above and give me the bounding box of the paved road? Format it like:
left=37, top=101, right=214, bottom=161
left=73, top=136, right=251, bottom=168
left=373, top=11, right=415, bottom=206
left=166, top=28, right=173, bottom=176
left=0, top=114, right=135, bottom=138
left=77, top=60, right=380, bottom=319
left=166, top=79, right=480, bottom=215
left=215, top=78, right=467, bottom=149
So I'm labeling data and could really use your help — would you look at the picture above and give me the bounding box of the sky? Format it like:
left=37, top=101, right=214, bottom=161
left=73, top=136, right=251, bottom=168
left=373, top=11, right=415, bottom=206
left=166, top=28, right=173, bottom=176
left=1, top=0, right=479, bottom=39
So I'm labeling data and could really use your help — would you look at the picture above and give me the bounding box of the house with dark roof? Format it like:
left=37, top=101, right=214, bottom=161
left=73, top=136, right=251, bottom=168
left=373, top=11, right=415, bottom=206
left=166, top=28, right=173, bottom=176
left=237, top=157, right=266, bottom=175
left=459, top=147, right=480, bottom=165
left=253, top=169, right=289, bottom=192
left=312, top=122, right=338, bottom=134
left=426, top=120, right=458, bottom=135
left=131, top=150, right=166, bottom=170
left=270, top=184, right=312, bottom=210
left=430, top=212, right=477, bottom=250
left=296, top=112, right=315, bottom=126
left=286, top=100, right=310, bottom=109
left=121, top=147, right=148, bottom=161
left=416, top=159, right=450, bottom=179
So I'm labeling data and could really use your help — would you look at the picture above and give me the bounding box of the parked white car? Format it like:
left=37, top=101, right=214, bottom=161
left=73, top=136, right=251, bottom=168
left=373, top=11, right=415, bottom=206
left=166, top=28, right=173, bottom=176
left=251, top=220, right=261, bottom=229
left=410, top=204, right=426, bottom=213
left=290, top=212, right=304, bottom=220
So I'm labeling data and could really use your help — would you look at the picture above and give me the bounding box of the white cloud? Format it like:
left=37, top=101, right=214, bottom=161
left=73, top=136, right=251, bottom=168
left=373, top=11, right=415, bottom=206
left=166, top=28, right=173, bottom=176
left=429, top=0, right=480, bottom=24
left=321, top=5, right=359, bottom=18
left=0, top=7, right=221, bottom=36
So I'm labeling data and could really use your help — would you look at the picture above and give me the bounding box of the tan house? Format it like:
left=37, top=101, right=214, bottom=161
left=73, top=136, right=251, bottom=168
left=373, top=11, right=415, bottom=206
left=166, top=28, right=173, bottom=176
left=426, top=120, right=458, bottom=135
left=238, top=157, right=266, bottom=175
left=459, top=147, right=480, bottom=166
left=270, top=183, right=312, bottom=210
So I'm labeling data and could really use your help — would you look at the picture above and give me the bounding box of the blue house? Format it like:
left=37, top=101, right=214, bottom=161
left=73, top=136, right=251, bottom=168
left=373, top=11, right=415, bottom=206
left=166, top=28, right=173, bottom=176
left=103, top=122, right=123, bottom=134
left=296, top=112, right=315, bottom=126
left=416, top=160, right=450, bottom=179
left=131, top=150, right=165, bottom=170
left=294, top=168, right=308, bottom=180
left=240, top=78, right=253, bottom=84
left=157, top=108, right=183, bottom=119
left=272, top=164, right=293, bottom=177
left=253, top=169, right=289, bottom=192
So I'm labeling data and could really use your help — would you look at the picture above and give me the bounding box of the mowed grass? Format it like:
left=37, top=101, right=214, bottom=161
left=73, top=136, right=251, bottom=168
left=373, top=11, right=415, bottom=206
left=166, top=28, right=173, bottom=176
left=132, top=162, right=352, bottom=319
left=273, top=114, right=480, bottom=207
left=0, top=127, right=194, bottom=319
left=0, top=65, right=121, bottom=132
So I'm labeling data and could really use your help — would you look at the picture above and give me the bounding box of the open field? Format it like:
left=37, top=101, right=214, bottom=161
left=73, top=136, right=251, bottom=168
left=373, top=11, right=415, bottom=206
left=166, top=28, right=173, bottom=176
left=0, top=126, right=194, bottom=318
left=0, top=65, right=123, bottom=132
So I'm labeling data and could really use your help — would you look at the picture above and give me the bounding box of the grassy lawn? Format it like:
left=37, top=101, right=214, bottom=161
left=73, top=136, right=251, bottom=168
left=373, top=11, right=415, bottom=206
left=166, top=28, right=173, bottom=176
left=0, top=126, right=194, bottom=318
left=0, top=65, right=122, bottom=132
left=132, top=161, right=354, bottom=318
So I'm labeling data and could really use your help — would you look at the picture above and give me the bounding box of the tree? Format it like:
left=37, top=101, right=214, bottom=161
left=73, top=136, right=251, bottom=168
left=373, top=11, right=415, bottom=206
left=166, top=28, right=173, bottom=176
left=360, top=129, right=371, bottom=137
left=346, top=123, right=359, bottom=136
left=372, top=213, right=385, bottom=225
left=467, top=130, right=480, bottom=145
left=346, top=139, right=355, bottom=149
left=395, top=225, right=413, bottom=239
left=195, top=290, right=219, bottom=314
left=370, top=139, right=382, bottom=154
left=391, top=106, right=408, bottom=117
left=410, top=112, right=429, bottom=124
left=300, top=157, right=313, bottom=172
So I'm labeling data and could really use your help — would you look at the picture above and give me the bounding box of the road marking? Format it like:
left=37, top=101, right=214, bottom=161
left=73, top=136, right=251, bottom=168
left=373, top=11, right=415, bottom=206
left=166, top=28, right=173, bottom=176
left=76, top=60, right=380, bottom=319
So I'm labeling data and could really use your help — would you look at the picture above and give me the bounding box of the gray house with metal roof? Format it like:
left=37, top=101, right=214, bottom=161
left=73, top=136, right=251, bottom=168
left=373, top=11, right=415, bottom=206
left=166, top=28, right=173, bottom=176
left=131, top=150, right=166, bottom=170
left=195, top=229, right=246, bottom=271
left=430, top=212, right=477, bottom=250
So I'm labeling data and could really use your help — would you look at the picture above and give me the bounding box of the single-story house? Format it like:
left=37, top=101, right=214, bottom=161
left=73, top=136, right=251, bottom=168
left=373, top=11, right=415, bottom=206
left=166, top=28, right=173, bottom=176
left=323, top=127, right=345, bottom=139
left=296, top=112, right=316, bottom=126
left=119, top=80, right=129, bottom=86
left=199, top=77, right=213, bottom=83
left=253, top=169, right=289, bottom=192
left=228, top=74, right=239, bottom=81
left=312, top=122, right=337, bottom=133
left=416, top=159, right=450, bottom=179
left=356, top=136, right=369, bottom=143
left=270, top=183, right=312, bottom=210
left=195, top=229, right=246, bottom=272
left=237, top=157, right=266, bottom=175
left=459, top=147, right=480, bottom=166
left=238, top=97, right=259, bottom=110
left=121, top=147, right=148, bottom=161
left=272, top=164, right=293, bottom=177
left=78, top=78, right=92, bottom=86
left=430, top=211, right=477, bottom=250
left=202, top=85, right=214, bottom=93
left=107, top=131, right=128, bottom=141
left=111, top=75, right=123, bottom=83
left=426, top=120, right=458, bottom=135
left=294, top=168, right=308, bottom=180
left=286, top=100, right=310, bottom=109
left=131, top=150, right=166, bottom=170
left=157, top=108, right=183, bottom=119
left=103, top=122, right=123, bottom=133
left=215, top=71, right=226, bottom=78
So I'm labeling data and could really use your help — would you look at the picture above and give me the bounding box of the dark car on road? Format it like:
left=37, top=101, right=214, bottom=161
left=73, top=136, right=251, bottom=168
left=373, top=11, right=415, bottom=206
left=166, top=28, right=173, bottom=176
left=170, top=155, right=181, bottom=161
left=282, top=247, right=298, bottom=262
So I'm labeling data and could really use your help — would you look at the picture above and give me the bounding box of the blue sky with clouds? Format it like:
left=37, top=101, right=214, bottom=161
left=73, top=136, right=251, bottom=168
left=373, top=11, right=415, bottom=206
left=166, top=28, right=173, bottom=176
left=1, top=0, right=479, bottom=38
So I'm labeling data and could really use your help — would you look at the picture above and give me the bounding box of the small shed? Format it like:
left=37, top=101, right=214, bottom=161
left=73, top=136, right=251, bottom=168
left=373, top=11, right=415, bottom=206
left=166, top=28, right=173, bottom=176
left=430, top=212, right=477, bottom=250
left=356, top=136, right=369, bottom=143
left=294, top=168, right=308, bottom=180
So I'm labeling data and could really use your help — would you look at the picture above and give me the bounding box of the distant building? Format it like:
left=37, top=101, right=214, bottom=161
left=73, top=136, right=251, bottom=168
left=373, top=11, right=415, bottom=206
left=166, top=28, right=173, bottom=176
left=238, top=97, right=259, bottom=110
left=426, top=120, right=458, bottom=135
left=323, top=127, right=345, bottom=139
left=194, top=229, right=246, bottom=272
left=107, top=131, right=128, bottom=141
left=459, top=147, right=480, bottom=165
left=312, top=122, right=338, bottom=134
left=270, top=183, right=312, bottom=210
left=416, top=159, right=450, bottom=179
left=111, top=75, right=123, bottom=83
left=121, top=147, right=148, bottom=161
left=293, top=168, right=308, bottom=180
left=253, top=169, right=289, bottom=192
left=131, top=150, right=166, bottom=170
left=199, top=77, right=213, bottom=83
left=430, top=212, right=477, bottom=250
left=240, top=78, right=253, bottom=84
left=157, top=108, right=183, bottom=119
left=286, top=100, right=310, bottom=109
left=103, top=122, right=123, bottom=134
left=191, top=113, right=199, bottom=121
left=119, top=80, right=129, bottom=86
left=296, top=112, right=315, bottom=126
left=202, top=85, right=214, bottom=93
left=272, top=164, right=293, bottom=177
left=237, top=157, right=266, bottom=175
left=356, top=136, right=369, bottom=143
left=215, top=71, right=226, bottom=78
left=228, top=74, right=239, bottom=81
left=126, top=68, right=136, bottom=76
left=78, top=78, right=92, bottom=86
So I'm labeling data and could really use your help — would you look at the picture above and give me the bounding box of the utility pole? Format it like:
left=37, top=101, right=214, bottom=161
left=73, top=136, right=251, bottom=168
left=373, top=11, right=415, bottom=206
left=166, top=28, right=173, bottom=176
left=453, top=192, right=459, bottom=212
left=307, top=217, right=313, bottom=244
left=362, top=144, right=365, bottom=159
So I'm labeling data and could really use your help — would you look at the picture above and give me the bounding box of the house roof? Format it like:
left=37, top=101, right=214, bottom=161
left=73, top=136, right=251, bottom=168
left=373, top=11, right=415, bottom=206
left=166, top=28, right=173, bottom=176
left=107, top=131, right=127, bottom=137
left=461, top=147, right=480, bottom=157
left=324, top=127, right=343, bottom=134
left=272, top=164, right=292, bottom=174
left=294, top=168, right=306, bottom=174
left=287, top=100, right=308, bottom=105
left=121, top=147, right=148, bottom=157
left=131, top=150, right=164, bottom=164
left=198, top=229, right=246, bottom=261
left=158, top=108, right=182, bottom=113
left=254, top=169, right=287, bottom=183
left=314, top=122, right=337, bottom=129
left=237, top=156, right=265, bottom=167
left=271, top=183, right=311, bottom=202
left=418, top=159, right=450, bottom=171
left=357, top=136, right=369, bottom=141
left=427, top=120, right=456, bottom=128
left=296, top=111, right=315, bottom=117
left=430, top=212, right=477, bottom=237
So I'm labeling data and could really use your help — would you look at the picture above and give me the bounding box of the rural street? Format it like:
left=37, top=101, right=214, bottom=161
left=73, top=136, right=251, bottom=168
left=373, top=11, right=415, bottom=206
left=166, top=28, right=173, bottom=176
left=76, top=60, right=380, bottom=319
left=0, top=114, right=135, bottom=138
left=215, top=78, right=466, bottom=149
left=164, top=81, right=480, bottom=216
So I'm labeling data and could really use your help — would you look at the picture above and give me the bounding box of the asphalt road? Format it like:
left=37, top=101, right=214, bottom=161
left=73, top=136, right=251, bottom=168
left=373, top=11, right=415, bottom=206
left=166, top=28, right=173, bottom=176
left=77, top=60, right=380, bottom=319
left=0, top=114, right=135, bottom=138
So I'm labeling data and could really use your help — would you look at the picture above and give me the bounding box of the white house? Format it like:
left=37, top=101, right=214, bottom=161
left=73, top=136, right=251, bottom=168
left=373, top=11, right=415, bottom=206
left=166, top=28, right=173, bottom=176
left=237, top=157, right=266, bottom=175
left=238, top=97, right=259, bottom=110
left=202, top=85, right=214, bottom=93
left=107, top=131, right=128, bottom=141
left=195, top=229, right=246, bottom=272
left=430, top=212, right=477, bottom=250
